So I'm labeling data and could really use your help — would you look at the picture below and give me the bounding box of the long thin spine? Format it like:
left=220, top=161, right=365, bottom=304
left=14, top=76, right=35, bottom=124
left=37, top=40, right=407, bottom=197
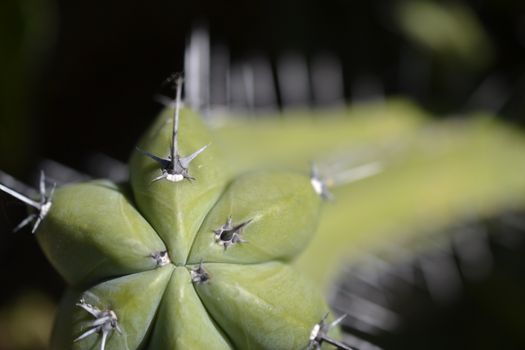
left=0, top=183, right=40, bottom=209
left=171, top=75, right=183, bottom=172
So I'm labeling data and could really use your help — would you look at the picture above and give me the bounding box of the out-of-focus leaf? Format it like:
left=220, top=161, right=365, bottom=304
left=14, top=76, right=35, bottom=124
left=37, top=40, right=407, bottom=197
left=396, top=0, right=493, bottom=68
left=214, top=100, right=525, bottom=288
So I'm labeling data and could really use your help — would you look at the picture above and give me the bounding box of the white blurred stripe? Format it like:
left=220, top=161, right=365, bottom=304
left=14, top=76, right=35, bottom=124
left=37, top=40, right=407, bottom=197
left=210, top=44, right=230, bottom=109
left=251, top=55, right=277, bottom=111
left=185, top=26, right=210, bottom=111
left=277, top=52, right=310, bottom=108
left=311, top=53, right=345, bottom=107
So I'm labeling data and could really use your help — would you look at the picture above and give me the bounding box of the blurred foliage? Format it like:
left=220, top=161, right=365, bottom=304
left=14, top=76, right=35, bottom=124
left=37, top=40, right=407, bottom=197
left=0, top=293, right=55, bottom=350
left=396, top=0, right=493, bottom=68
left=0, top=0, right=56, bottom=175
left=215, top=100, right=525, bottom=288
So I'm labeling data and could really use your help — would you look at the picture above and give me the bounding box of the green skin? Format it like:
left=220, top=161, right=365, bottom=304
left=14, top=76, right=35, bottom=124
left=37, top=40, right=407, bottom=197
left=38, top=107, right=331, bottom=349
left=37, top=181, right=166, bottom=287
left=129, top=109, right=230, bottom=265
left=213, top=100, right=525, bottom=289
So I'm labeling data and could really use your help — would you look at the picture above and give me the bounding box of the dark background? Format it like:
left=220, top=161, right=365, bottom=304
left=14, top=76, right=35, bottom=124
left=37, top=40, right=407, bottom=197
left=3, top=0, right=525, bottom=174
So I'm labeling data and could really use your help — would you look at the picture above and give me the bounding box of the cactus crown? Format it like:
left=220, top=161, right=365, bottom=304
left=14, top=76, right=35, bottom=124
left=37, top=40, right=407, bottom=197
left=0, top=77, right=347, bottom=349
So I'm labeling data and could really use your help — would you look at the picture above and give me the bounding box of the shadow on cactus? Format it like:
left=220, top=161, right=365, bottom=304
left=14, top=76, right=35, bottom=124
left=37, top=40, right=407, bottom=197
left=9, top=78, right=347, bottom=350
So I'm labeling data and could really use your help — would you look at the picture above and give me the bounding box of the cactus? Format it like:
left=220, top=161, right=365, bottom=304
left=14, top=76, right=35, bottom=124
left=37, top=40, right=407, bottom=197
left=3, top=70, right=524, bottom=349
left=0, top=78, right=348, bottom=350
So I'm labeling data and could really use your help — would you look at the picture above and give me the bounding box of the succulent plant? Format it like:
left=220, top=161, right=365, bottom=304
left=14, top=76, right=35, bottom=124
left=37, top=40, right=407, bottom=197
left=1, top=78, right=347, bottom=350
left=4, top=68, right=525, bottom=349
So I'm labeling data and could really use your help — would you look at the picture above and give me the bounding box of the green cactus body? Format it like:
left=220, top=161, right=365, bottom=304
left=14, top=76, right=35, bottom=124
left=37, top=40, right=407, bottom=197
left=188, top=171, right=321, bottom=264
left=37, top=181, right=167, bottom=286
left=37, top=105, right=332, bottom=349
left=130, top=108, right=230, bottom=265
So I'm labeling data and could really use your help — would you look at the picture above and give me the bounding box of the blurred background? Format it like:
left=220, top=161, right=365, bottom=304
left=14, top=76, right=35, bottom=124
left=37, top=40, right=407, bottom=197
left=1, top=0, right=525, bottom=349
